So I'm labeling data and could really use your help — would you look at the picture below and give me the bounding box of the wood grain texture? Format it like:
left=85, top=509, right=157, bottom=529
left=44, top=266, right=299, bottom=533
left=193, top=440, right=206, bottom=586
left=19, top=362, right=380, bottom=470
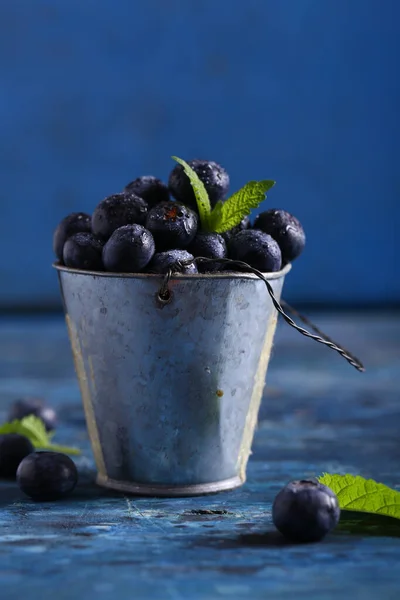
left=0, top=312, right=399, bottom=599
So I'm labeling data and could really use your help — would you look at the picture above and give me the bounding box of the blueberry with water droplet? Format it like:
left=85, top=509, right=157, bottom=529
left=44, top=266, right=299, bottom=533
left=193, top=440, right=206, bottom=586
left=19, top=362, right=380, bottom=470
left=145, top=201, right=198, bottom=251
left=253, top=209, right=305, bottom=263
left=92, top=193, right=148, bottom=239
left=169, top=159, right=229, bottom=211
left=17, top=452, right=78, bottom=501
left=124, top=176, right=169, bottom=208
left=53, top=212, right=91, bottom=262
left=272, top=479, right=340, bottom=543
left=221, top=215, right=250, bottom=244
left=148, top=249, right=198, bottom=274
left=188, top=232, right=227, bottom=272
left=0, top=434, right=34, bottom=478
left=63, top=233, right=104, bottom=271
left=228, top=229, right=282, bottom=272
left=102, top=224, right=155, bottom=273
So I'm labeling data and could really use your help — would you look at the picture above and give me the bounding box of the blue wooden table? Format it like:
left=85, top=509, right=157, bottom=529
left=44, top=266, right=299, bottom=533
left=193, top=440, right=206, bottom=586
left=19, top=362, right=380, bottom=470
left=0, top=312, right=399, bottom=599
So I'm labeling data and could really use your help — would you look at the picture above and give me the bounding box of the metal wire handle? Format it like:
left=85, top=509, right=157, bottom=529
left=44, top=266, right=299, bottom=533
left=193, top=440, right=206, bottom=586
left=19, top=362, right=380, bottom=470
left=159, top=257, right=365, bottom=373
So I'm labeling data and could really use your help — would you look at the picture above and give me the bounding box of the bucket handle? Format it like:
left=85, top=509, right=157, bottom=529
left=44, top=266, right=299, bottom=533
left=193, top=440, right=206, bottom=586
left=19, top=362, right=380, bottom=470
left=158, top=257, right=365, bottom=373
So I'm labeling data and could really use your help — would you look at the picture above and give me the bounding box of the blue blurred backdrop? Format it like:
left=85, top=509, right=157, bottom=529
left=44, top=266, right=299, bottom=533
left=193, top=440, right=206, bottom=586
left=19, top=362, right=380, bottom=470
left=0, top=0, right=398, bottom=309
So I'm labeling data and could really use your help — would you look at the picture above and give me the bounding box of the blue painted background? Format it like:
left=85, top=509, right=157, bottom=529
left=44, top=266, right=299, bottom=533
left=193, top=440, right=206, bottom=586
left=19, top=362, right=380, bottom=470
left=0, top=0, right=398, bottom=308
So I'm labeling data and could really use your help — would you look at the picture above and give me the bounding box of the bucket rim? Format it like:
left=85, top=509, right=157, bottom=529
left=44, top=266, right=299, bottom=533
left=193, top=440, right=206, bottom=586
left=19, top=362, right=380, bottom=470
left=53, top=261, right=292, bottom=281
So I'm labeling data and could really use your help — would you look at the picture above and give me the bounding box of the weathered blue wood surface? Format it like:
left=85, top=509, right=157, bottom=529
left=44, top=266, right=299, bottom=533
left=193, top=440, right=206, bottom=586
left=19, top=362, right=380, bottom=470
left=0, top=1, right=399, bottom=307
left=0, top=312, right=399, bottom=599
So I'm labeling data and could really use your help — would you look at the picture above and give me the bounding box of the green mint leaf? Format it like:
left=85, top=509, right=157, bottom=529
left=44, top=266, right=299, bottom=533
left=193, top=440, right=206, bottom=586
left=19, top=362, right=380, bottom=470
left=209, top=180, right=275, bottom=233
left=42, top=443, right=81, bottom=456
left=210, top=200, right=223, bottom=227
left=0, top=415, right=48, bottom=446
left=0, top=415, right=81, bottom=456
left=318, top=473, right=400, bottom=520
left=171, top=156, right=212, bottom=230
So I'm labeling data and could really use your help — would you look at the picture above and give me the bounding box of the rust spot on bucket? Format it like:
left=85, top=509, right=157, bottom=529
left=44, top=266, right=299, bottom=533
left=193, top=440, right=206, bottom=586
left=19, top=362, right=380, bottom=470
left=216, top=389, right=224, bottom=397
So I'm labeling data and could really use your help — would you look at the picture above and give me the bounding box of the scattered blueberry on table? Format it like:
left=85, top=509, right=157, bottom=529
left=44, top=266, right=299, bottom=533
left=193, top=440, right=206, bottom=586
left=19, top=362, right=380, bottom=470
left=272, top=479, right=340, bottom=543
left=8, top=397, right=57, bottom=432
left=17, top=451, right=78, bottom=501
left=0, top=434, right=34, bottom=478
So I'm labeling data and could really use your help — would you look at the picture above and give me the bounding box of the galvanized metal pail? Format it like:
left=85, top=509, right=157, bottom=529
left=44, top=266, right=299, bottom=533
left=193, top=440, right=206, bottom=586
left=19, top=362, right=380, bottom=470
left=55, top=264, right=291, bottom=496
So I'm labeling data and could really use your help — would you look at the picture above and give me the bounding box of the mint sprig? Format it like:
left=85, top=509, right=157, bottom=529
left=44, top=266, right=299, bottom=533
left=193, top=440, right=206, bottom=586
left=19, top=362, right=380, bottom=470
left=0, top=415, right=81, bottom=456
left=172, top=156, right=275, bottom=233
left=209, top=180, right=275, bottom=233
left=172, top=156, right=212, bottom=230
left=318, top=473, right=400, bottom=520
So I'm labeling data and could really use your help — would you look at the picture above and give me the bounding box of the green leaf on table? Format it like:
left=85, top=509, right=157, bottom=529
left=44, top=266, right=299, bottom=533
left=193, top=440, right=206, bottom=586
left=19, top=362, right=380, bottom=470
left=318, top=473, right=400, bottom=520
left=209, top=180, right=275, bottom=233
left=171, top=156, right=212, bottom=229
left=0, top=415, right=81, bottom=455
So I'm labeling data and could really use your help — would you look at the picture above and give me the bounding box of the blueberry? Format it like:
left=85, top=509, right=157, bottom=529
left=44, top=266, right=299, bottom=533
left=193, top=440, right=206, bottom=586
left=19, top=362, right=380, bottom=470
left=148, top=250, right=198, bottom=275
left=145, top=201, right=198, bottom=251
left=63, top=232, right=104, bottom=271
left=8, top=398, right=57, bottom=432
left=124, top=176, right=169, bottom=208
left=272, top=479, right=340, bottom=543
left=92, top=193, right=148, bottom=239
left=228, top=229, right=282, bottom=272
left=0, top=434, right=34, bottom=478
left=53, top=212, right=91, bottom=262
left=168, top=159, right=229, bottom=210
left=17, top=452, right=78, bottom=501
left=253, top=209, right=305, bottom=263
left=221, top=215, right=250, bottom=244
left=103, top=224, right=155, bottom=273
left=188, top=232, right=227, bottom=273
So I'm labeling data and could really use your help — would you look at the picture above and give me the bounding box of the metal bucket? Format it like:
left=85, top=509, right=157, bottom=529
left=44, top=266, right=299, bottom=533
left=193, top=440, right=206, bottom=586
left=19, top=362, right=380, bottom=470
left=55, top=263, right=291, bottom=496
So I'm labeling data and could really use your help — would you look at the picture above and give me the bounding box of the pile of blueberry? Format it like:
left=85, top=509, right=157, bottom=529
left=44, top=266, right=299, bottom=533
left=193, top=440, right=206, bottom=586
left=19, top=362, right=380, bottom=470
left=0, top=399, right=78, bottom=501
left=53, top=159, right=306, bottom=275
